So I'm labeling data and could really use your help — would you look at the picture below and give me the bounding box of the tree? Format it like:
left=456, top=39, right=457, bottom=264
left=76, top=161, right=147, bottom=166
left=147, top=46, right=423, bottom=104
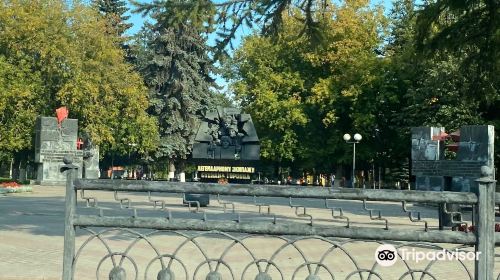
left=0, top=57, right=42, bottom=161
left=0, top=0, right=158, bottom=166
left=226, top=35, right=310, bottom=163
left=366, top=0, right=490, bottom=184
left=227, top=0, right=387, bottom=177
left=133, top=0, right=357, bottom=60
left=415, top=0, right=499, bottom=106
left=94, top=0, right=135, bottom=63
left=135, top=9, right=218, bottom=173
left=94, top=0, right=132, bottom=37
left=300, top=0, right=387, bottom=170
left=414, top=0, right=500, bottom=165
left=386, top=0, right=488, bottom=131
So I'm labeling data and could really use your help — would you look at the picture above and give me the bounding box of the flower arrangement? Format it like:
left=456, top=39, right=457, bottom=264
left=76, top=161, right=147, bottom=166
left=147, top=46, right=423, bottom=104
left=0, top=181, right=32, bottom=194
left=455, top=224, right=500, bottom=233
left=217, top=177, right=228, bottom=185
left=0, top=182, right=21, bottom=188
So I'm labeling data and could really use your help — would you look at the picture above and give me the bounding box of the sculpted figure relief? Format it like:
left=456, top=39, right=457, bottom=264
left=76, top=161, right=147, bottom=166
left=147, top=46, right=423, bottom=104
left=192, top=107, right=260, bottom=160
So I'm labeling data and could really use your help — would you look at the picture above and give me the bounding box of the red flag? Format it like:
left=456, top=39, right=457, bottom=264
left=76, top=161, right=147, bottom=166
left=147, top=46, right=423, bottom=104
left=56, top=107, right=69, bottom=125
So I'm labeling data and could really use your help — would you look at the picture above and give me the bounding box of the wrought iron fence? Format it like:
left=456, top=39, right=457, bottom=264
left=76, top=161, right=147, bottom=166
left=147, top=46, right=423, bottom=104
left=61, top=159, right=498, bottom=280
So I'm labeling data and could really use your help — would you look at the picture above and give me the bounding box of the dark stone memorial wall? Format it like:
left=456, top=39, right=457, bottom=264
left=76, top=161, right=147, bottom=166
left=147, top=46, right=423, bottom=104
left=34, top=116, right=99, bottom=185
left=192, top=107, right=260, bottom=161
left=411, top=125, right=495, bottom=192
left=192, top=107, right=260, bottom=183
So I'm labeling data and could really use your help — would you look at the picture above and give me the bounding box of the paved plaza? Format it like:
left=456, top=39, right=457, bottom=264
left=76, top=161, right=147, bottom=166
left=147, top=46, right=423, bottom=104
left=0, top=185, right=499, bottom=279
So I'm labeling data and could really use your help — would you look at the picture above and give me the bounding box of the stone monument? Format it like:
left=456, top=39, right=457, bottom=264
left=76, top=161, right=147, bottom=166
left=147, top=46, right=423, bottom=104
left=34, top=108, right=99, bottom=185
left=187, top=107, right=260, bottom=206
left=411, top=125, right=495, bottom=192
left=411, top=125, right=495, bottom=228
left=81, top=132, right=100, bottom=179
left=192, top=107, right=260, bottom=160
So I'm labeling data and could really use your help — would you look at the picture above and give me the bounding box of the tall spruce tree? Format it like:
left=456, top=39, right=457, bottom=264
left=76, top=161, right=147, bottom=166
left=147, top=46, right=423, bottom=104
left=94, top=0, right=134, bottom=62
left=138, top=14, right=217, bottom=173
left=94, top=0, right=132, bottom=37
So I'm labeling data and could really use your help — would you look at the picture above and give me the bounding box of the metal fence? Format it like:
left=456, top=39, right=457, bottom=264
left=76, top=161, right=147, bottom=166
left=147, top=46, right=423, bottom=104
left=61, top=160, right=498, bottom=279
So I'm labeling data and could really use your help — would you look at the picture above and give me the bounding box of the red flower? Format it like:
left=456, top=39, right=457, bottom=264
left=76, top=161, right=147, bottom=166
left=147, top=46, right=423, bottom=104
left=0, top=182, right=21, bottom=188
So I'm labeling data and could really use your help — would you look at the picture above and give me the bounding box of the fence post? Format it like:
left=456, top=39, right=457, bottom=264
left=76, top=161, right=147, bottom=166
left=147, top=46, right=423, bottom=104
left=475, top=166, right=496, bottom=280
left=61, top=156, right=78, bottom=280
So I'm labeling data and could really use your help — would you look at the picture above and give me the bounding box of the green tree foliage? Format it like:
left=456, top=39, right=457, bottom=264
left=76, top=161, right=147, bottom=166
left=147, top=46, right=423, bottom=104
left=415, top=0, right=499, bottom=105
left=228, top=0, right=497, bottom=179
left=130, top=24, right=155, bottom=72
left=360, top=0, right=492, bottom=181
left=135, top=11, right=218, bottom=163
left=414, top=0, right=500, bottom=166
left=133, top=0, right=346, bottom=60
left=228, top=34, right=309, bottom=162
left=384, top=1, right=486, bottom=134
left=94, top=0, right=133, bottom=37
left=227, top=0, right=386, bottom=172
left=94, top=0, right=134, bottom=62
left=0, top=0, right=158, bottom=158
left=0, top=58, right=42, bottom=159
left=133, top=0, right=216, bottom=32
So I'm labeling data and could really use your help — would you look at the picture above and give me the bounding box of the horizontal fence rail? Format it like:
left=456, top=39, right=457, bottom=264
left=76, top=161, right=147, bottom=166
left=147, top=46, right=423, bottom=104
left=75, top=179, right=479, bottom=204
left=73, top=215, right=480, bottom=244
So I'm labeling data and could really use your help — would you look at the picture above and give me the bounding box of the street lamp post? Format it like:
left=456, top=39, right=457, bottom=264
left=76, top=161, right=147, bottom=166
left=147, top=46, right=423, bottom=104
left=343, top=133, right=362, bottom=188
left=127, top=143, right=137, bottom=160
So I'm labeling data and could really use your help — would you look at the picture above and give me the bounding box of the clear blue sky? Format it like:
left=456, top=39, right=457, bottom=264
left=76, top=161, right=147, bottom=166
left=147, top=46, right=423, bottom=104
left=125, top=0, right=150, bottom=36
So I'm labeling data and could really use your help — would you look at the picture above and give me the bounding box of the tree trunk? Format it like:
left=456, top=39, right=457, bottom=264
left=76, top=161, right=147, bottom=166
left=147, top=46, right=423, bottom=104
left=274, top=161, right=282, bottom=183
left=9, top=158, right=13, bottom=179
left=12, top=153, right=27, bottom=181
left=336, top=166, right=344, bottom=188
left=177, top=159, right=186, bottom=182
left=168, top=160, right=175, bottom=180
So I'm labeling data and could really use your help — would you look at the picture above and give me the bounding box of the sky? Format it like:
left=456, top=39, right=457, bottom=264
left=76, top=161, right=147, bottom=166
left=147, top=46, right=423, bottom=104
left=125, top=0, right=150, bottom=36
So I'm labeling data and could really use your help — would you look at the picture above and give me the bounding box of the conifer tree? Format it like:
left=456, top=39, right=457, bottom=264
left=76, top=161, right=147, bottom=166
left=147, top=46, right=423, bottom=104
left=94, top=0, right=132, bottom=37
left=137, top=11, right=217, bottom=172
left=94, top=0, right=134, bottom=62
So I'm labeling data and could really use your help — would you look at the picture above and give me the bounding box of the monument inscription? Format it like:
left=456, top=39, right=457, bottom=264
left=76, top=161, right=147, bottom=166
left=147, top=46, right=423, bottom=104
left=34, top=109, right=100, bottom=184
left=35, top=116, right=83, bottom=184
